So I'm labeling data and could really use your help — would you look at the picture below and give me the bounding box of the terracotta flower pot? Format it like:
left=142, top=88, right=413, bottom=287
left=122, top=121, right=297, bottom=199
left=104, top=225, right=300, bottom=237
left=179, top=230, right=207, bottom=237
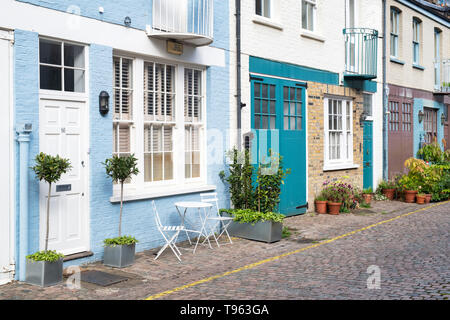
left=382, top=189, right=395, bottom=200
left=315, top=201, right=328, bottom=214
left=327, top=202, right=342, bottom=215
left=404, top=190, right=418, bottom=203
left=416, top=195, right=426, bottom=205
left=362, top=194, right=372, bottom=205
left=425, top=194, right=432, bottom=204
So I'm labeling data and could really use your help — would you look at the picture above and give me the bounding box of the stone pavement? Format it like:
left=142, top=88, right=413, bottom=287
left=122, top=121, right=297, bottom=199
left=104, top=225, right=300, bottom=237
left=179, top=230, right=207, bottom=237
left=0, top=200, right=449, bottom=300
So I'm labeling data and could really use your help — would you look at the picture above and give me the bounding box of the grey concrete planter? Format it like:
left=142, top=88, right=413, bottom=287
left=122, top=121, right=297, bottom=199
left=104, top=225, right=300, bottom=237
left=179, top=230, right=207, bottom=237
left=103, top=244, right=135, bottom=268
left=223, top=213, right=282, bottom=243
left=25, top=258, right=63, bottom=287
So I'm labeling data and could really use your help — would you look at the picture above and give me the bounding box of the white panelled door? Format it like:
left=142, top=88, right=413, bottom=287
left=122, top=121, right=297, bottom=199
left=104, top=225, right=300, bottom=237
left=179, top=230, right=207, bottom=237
left=39, top=98, right=89, bottom=255
left=0, top=32, right=13, bottom=285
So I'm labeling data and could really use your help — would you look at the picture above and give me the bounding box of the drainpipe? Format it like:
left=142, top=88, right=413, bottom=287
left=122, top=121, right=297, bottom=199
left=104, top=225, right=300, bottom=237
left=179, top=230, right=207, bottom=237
left=16, top=123, right=32, bottom=281
left=382, top=0, right=389, bottom=180
left=236, top=0, right=242, bottom=150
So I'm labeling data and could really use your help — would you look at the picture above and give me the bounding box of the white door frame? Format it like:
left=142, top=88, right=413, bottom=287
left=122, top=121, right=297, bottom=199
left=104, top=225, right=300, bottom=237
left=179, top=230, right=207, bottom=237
left=37, top=42, right=90, bottom=255
left=0, top=29, right=15, bottom=285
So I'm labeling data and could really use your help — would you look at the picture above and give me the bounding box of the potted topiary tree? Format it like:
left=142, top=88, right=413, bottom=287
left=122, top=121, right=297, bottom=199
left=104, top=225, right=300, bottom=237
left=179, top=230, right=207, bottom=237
left=27, top=153, right=71, bottom=287
left=103, top=154, right=139, bottom=268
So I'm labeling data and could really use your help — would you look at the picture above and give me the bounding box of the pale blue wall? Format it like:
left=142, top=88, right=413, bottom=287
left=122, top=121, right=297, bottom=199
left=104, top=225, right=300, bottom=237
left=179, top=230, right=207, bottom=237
left=413, top=98, right=446, bottom=157
left=14, top=1, right=230, bottom=271
left=17, top=0, right=152, bottom=30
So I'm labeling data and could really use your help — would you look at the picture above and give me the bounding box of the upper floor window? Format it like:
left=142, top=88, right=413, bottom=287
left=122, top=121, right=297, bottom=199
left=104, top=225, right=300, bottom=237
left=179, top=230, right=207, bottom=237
left=390, top=8, right=400, bottom=58
left=39, top=39, right=85, bottom=92
left=255, top=0, right=271, bottom=18
left=412, top=18, right=421, bottom=65
left=302, top=0, right=316, bottom=31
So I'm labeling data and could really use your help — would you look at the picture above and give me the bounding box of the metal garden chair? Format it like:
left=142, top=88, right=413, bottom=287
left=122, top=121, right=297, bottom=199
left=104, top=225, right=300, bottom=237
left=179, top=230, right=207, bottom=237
left=152, top=200, right=185, bottom=262
left=200, top=192, right=234, bottom=247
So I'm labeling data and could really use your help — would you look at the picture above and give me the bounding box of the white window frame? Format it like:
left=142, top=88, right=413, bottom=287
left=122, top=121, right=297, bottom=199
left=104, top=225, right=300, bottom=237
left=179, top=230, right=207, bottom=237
left=38, top=38, right=86, bottom=94
left=390, top=8, right=400, bottom=58
left=323, top=97, right=355, bottom=170
left=301, top=0, right=316, bottom=32
left=255, top=0, right=271, bottom=19
left=112, top=55, right=207, bottom=198
left=412, top=18, right=421, bottom=65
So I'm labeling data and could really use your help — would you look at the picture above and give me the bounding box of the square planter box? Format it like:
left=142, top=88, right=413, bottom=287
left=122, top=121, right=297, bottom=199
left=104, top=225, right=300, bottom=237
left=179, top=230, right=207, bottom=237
left=223, top=213, right=282, bottom=243
left=103, top=244, right=135, bottom=268
left=25, top=258, right=63, bottom=287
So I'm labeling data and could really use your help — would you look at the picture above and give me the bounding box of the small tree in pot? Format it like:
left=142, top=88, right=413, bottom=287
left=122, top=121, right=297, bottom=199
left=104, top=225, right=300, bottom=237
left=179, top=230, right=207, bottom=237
left=27, top=153, right=71, bottom=287
left=103, top=154, right=139, bottom=268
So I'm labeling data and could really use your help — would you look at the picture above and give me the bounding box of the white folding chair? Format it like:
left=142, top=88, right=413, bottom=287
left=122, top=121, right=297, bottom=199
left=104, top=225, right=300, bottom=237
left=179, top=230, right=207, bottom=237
left=200, top=193, right=233, bottom=247
left=152, top=200, right=184, bottom=262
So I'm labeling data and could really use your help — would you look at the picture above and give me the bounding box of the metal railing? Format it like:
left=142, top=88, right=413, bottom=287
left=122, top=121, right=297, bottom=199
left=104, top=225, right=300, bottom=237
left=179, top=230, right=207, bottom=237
left=152, top=0, right=214, bottom=42
left=436, top=59, right=450, bottom=93
left=343, top=28, right=378, bottom=79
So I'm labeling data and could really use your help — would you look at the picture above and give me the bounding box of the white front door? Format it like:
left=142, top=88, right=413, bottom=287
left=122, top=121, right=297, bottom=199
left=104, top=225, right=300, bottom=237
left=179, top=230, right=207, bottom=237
left=39, top=98, right=89, bottom=255
left=0, top=31, right=14, bottom=285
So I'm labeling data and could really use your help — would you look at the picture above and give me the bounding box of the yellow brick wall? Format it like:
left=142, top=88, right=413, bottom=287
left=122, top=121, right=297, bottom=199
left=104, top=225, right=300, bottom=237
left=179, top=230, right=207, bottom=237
left=307, top=81, right=365, bottom=209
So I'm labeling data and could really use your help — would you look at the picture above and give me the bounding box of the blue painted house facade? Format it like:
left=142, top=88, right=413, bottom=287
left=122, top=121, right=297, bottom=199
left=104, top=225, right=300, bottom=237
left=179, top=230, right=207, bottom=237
left=0, top=0, right=230, bottom=283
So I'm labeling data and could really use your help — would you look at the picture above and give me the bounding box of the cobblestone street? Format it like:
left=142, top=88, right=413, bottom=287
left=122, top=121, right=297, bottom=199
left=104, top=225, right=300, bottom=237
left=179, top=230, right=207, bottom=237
left=1, top=200, right=449, bottom=300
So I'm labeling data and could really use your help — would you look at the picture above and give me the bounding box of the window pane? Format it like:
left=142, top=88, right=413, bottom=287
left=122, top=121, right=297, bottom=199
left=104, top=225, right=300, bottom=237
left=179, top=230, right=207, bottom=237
left=263, top=0, right=270, bottom=18
left=307, top=3, right=314, bottom=30
left=64, top=44, right=85, bottom=68
left=302, top=1, right=307, bottom=29
left=40, top=40, right=61, bottom=65
left=40, top=65, right=62, bottom=91
left=64, top=68, right=85, bottom=93
left=144, top=154, right=153, bottom=182
left=153, top=153, right=163, bottom=181
left=255, top=0, right=262, bottom=15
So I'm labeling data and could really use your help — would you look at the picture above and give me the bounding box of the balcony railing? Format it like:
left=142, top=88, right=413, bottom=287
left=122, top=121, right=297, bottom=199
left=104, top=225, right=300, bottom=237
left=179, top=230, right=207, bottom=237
left=148, top=0, right=214, bottom=47
left=435, top=59, right=450, bottom=94
left=343, top=28, right=378, bottom=80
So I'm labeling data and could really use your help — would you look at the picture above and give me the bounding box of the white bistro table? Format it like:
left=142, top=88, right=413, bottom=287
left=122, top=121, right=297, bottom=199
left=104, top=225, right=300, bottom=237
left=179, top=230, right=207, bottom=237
left=174, top=201, right=214, bottom=253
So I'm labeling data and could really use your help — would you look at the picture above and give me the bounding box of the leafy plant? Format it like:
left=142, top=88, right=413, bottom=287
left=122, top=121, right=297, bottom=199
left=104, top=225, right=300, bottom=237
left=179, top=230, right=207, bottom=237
left=359, top=202, right=371, bottom=208
left=363, top=187, right=373, bottom=194
left=321, top=178, right=357, bottom=210
left=373, top=193, right=388, bottom=201
left=31, top=153, right=72, bottom=252
left=103, top=154, right=139, bottom=238
left=103, top=236, right=138, bottom=247
left=282, top=227, right=292, bottom=238
left=220, top=148, right=254, bottom=210
left=417, top=141, right=444, bottom=163
left=378, top=179, right=396, bottom=190
left=314, top=194, right=327, bottom=201
left=220, top=209, right=285, bottom=225
left=253, top=152, right=290, bottom=213
left=26, top=250, right=64, bottom=263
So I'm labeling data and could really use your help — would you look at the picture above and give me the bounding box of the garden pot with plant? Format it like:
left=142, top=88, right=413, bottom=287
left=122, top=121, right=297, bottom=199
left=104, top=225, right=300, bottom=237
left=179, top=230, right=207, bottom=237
left=103, top=154, right=139, bottom=268
left=378, top=180, right=396, bottom=200
left=416, top=193, right=426, bottom=204
left=26, top=153, right=71, bottom=287
left=424, top=194, right=432, bottom=203
left=327, top=202, right=342, bottom=215
left=221, top=209, right=284, bottom=243
left=362, top=187, right=373, bottom=205
left=314, top=195, right=327, bottom=214
left=320, top=179, right=356, bottom=215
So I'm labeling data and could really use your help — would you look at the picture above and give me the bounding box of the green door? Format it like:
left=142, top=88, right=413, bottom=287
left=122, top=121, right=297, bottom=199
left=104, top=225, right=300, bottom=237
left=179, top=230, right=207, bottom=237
left=251, top=76, right=307, bottom=216
left=363, top=121, right=373, bottom=190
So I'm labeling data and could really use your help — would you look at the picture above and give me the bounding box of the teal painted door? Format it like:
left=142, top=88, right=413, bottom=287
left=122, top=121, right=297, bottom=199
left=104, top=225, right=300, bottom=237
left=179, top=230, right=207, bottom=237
left=251, top=77, right=307, bottom=216
left=363, top=121, right=373, bottom=190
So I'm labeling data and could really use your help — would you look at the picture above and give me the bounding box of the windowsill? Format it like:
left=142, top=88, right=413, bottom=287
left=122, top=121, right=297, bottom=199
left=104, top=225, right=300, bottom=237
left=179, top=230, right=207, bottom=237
left=412, top=64, right=425, bottom=71
left=390, top=57, right=405, bottom=65
left=252, top=15, right=283, bottom=31
left=323, top=163, right=360, bottom=172
left=300, top=30, right=325, bottom=43
left=109, top=184, right=217, bottom=203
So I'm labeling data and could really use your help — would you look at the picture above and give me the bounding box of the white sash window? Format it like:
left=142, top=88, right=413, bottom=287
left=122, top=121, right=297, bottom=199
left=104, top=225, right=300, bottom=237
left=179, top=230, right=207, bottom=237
left=112, top=56, right=206, bottom=195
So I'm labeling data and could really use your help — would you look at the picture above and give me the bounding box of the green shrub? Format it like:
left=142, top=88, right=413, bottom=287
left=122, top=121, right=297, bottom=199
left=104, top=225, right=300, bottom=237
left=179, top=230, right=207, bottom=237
left=417, top=141, right=444, bottom=163
left=103, top=236, right=139, bottom=247
left=363, top=187, right=373, bottom=194
left=26, top=250, right=64, bottom=262
left=220, top=209, right=285, bottom=225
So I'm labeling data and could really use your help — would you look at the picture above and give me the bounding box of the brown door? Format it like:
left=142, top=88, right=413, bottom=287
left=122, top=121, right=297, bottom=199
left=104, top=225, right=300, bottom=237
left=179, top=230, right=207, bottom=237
left=388, top=99, right=414, bottom=178
left=423, top=107, right=438, bottom=144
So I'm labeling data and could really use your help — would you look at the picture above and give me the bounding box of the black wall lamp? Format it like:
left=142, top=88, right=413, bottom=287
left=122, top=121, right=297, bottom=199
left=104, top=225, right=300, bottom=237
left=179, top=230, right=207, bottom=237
left=99, top=91, right=110, bottom=116
left=418, top=110, right=424, bottom=123
left=441, top=113, right=446, bottom=125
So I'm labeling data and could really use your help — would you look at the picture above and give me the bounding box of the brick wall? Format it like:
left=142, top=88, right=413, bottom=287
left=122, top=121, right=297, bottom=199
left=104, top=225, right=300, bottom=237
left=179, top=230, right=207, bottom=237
left=307, top=82, right=365, bottom=207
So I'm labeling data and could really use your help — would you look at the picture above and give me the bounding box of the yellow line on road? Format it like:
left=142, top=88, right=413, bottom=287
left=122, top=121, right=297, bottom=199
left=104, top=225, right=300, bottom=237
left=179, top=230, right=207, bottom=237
left=145, top=201, right=449, bottom=300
